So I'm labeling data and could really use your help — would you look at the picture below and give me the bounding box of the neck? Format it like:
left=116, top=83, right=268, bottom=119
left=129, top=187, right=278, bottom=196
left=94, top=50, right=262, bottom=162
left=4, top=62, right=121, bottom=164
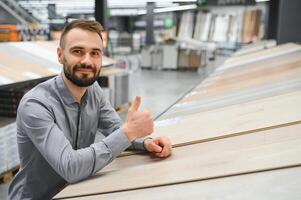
left=62, top=72, right=87, bottom=103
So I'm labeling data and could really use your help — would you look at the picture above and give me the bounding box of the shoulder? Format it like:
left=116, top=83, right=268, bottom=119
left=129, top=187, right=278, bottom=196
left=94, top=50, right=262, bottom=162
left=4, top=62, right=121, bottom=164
left=87, top=81, right=113, bottom=109
left=88, top=81, right=106, bottom=101
left=90, top=81, right=103, bottom=93
left=18, top=77, right=57, bottom=112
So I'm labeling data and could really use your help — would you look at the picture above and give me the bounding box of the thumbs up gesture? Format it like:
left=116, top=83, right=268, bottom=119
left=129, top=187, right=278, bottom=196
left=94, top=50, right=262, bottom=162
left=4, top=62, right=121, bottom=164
left=122, top=96, right=154, bottom=142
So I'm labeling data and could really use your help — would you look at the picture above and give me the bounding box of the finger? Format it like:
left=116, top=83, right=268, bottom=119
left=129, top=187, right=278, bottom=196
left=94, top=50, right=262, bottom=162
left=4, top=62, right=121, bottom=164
left=129, top=96, right=141, bottom=112
left=149, top=142, right=163, bottom=153
left=160, top=144, right=172, bottom=157
left=157, top=137, right=172, bottom=157
left=158, top=137, right=171, bottom=148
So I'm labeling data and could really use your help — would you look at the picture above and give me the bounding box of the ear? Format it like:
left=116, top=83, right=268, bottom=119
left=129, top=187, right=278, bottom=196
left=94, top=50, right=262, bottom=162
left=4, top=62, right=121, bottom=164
left=57, top=47, right=64, bottom=64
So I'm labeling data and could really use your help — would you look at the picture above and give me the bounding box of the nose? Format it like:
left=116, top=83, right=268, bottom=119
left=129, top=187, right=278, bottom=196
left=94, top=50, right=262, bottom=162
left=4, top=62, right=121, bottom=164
left=80, top=53, right=93, bottom=66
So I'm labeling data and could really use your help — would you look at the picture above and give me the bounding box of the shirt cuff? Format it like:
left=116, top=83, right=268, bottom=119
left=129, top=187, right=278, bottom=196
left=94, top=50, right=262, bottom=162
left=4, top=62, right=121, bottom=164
left=132, top=137, right=152, bottom=151
left=102, top=127, right=132, bottom=157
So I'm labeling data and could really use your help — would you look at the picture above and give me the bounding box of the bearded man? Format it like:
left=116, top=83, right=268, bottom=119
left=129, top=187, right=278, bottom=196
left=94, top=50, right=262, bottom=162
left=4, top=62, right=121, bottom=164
left=8, top=19, right=172, bottom=200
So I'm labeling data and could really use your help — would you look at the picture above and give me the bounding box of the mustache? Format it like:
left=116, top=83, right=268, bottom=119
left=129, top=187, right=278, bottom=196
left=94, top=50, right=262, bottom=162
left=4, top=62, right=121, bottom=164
left=73, top=64, right=96, bottom=72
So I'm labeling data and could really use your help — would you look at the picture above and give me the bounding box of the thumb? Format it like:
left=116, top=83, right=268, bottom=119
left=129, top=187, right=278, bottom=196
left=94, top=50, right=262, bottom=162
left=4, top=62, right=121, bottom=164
left=129, top=96, right=141, bottom=112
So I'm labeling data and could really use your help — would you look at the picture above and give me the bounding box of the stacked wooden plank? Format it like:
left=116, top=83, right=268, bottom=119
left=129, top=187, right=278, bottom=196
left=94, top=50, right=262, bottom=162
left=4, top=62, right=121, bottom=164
left=55, top=43, right=301, bottom=199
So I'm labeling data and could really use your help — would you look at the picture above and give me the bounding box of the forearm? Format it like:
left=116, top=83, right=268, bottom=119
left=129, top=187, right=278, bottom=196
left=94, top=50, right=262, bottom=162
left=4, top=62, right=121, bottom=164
left=21, top=115, right=130, bottom=183
left=91, top=127, right=131, bottom=174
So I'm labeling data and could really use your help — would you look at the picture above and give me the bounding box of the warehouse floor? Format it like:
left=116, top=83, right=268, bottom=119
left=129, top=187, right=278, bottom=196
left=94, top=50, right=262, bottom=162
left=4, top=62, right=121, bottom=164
left=0, top=63, right=218, bottom=199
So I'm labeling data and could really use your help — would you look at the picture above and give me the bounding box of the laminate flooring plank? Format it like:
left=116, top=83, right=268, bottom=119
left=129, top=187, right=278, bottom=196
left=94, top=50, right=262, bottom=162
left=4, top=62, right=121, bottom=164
left=154, top=90, right=301, bottom=147
left=105, top=122, right=301, bottom=172
left=164, top=53, right=301, bottom=117
left=225, top=42, right=292, bottom=64
left=54, top=124, right=301, bottom=199
left=0, top=44, right=61, bottom=75
left=162, top=77, right=301, bottom=119
left=218, top=43, right=301, bottom=71
left=65, top=166, right=301, bottom=200
left=181, top=52, right=301, bottom=104
left=0, top=66, right=29, bottom=82
left=0, top=47, right=58, bottom=85
left=187, top=67, right=301, bottom=104
left=161, top=53, right=301, bottom=118
left=0, top=51, right=56, bottom=77
left=210, top=50, right=301, bottom=80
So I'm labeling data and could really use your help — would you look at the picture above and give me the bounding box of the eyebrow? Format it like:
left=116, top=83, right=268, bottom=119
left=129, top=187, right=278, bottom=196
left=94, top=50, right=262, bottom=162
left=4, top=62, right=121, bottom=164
left=69, top=46, right=103, bottom=53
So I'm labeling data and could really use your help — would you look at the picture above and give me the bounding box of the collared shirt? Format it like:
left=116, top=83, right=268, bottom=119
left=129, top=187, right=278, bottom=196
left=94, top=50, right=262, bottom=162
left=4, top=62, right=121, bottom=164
left=8, top=75, right=146, bottom=200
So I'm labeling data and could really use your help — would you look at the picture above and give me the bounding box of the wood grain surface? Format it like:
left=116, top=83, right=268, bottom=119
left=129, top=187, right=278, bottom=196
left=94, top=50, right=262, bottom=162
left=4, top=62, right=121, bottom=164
left=55, top=123, right=301, bottom=199
left=64, top=166, right=301, bottom=200
left=161, top=51, right=301, bottom=118
left=154, top=90, right=301, bottom=146
left=218, top=43, right=301, bottom=71
left=180, top=51, right=301, bottom=104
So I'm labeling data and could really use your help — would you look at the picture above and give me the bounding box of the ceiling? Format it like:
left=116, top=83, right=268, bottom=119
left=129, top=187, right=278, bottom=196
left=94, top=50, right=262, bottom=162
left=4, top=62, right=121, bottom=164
left=15, top=0, right=267, bottom=24
left=16, top=0, right=198, bottom=23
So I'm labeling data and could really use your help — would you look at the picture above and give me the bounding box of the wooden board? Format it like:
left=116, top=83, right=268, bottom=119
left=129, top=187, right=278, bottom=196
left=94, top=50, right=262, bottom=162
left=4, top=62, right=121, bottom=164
left=154, top=90, right=301, bottom=146
left=163, top=77, right=301, bottom=119
left=105, top=122, right=301, bottom=173
left=0, top=51, right=56, bottom=83
left=225, top=43, right=292, bottom=64
left=155, top=51, right=301, bottom=118
left=54, top=123, right=301, bottom=199
left=161, top=82, right=301, bottom=120
left=218, top=43, right=301, bottom=71
left=205, top=50, right=301, bottom=85
left=162, top=51, right=301, bottom=118
left=179, top=51, right=301, bottom=105
left=63, top=166, right=301, bottom=200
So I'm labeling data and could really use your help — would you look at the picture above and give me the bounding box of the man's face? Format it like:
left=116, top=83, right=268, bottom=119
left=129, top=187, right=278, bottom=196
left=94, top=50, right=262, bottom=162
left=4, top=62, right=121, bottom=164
left=57, top=28, right=103, bottom=87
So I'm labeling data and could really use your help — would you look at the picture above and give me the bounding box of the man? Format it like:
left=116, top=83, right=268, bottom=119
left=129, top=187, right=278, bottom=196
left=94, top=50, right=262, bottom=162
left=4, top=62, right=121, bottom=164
left=8, top=19, right=172, bottom=200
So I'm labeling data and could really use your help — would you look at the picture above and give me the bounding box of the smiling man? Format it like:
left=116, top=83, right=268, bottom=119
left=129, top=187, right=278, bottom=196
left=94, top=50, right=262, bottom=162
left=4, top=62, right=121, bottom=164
left=8, top=19, right=172, bottom=200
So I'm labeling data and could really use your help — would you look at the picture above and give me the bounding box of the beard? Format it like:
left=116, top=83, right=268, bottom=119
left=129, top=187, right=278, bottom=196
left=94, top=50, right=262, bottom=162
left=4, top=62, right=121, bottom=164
left=63, top=60, right=100, bottom=87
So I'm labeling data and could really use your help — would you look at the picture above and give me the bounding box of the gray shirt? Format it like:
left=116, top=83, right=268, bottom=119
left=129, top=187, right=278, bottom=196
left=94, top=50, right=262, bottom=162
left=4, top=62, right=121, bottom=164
left=8, top=75, right=146, bottom=200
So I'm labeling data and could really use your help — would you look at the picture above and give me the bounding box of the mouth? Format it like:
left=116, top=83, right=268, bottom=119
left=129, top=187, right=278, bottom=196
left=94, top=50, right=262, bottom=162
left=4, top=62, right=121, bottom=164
left=74, top=66, right=96, bottom=74
left=76, top=68, right=94, bottom=72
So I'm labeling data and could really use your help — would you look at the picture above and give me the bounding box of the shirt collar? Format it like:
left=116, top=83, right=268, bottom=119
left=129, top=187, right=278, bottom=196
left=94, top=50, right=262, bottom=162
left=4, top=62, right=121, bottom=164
left=56, top=74, right=88, bottom=106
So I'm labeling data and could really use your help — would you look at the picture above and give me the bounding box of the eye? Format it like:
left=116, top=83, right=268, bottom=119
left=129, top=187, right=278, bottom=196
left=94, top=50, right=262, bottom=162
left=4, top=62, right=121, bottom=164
left=91, top=51, right=101, bottom=57
left=72, top=49, right=83, bottom=55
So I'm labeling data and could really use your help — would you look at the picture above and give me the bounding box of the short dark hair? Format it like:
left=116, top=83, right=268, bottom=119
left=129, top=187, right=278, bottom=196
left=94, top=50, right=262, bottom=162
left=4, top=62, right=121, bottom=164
left=59, top=19, right=104, bottom=49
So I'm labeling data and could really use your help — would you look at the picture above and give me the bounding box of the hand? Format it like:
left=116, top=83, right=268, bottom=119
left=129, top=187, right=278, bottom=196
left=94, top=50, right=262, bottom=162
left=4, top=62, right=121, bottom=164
left=122, top=96, right=154, bottom=142
left=144, top=136, right=172, bottom=158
